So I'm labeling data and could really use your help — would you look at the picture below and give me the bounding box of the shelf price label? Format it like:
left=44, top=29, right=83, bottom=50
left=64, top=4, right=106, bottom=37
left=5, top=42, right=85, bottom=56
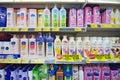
left=52, top=28, right=59, bottom=31
left=0, top=28, right=2, bottom=31
left=34, top=28, right=41, bottom=31
left=103, top=54, right=113, bottom=61
left=11, top=28, right=19, bottom=31
left=96, top=55, right=104, bottom=61
left=74, top=28, right=82, bottom=31
left=60, top=55, right=82, bottom=62
left=20, top=28, right=28, bottom=31
left=114, top=24, right=120, bottom=28
left=43, top=28, right=50, bottom=31
left=0, top=59, right=3, bottom=63
left=21, top=59, right=29, bottom=63
left=101, top=24, right=112, bottom=28
left=4, top=28, right=11, bottom=31
left=91, top=24, right=98, bottom=28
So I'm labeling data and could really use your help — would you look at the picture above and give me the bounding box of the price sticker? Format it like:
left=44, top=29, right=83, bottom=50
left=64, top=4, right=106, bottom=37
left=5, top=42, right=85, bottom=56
left=114, top=24, right=120, bottom=28
left=104, top=54, right=113, bottom=61
left=0, top=28, right=2, bottom=31
left=11, top=28, right=19, bottom=31
left=34, top=28, right=41, bottom=31
left=91, top=24, right=98, bottom=28
left=4, top=59, right=12, bottom=63
left=96, top=55, right=104, bottom=61
left=20, top=28, right=28, bottom=31
left=21, top=59, right=29, bottom=63
left=14, top=59, right=21, bottom=63
left=4, top=28, right=11, bottom=31
left=74, top=28, right=82, bottom=31
left=0, top=59, right=3, bottom=63
left=101, top=24, right=112, bottom=28
left=52, top=28, right=59, bottom=31
left=43, top=28, right=50, bottom=31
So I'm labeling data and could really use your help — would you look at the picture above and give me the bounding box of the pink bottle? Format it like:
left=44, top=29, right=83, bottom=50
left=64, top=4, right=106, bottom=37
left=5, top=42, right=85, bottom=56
left=111, top=67, right=118, bottom=80
left=84, top=65, right=93, bottom=80
left=84, top=6, right=92, bottom=25
left=69, top=8, right=76, bottom=27
left=93, top=5, right=101, bottom=24
left=77, top=8, right=84, bottom=27
left=102, top=8, right=112, bottom=24
left=101, top=64, right=110, bottom=80
left=93, top=64, right=101, bottom=80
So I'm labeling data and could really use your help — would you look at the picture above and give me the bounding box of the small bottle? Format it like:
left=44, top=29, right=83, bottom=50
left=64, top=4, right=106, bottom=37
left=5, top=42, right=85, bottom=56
left=10, top=35, right=19, bottom=54
left=62, top=35, right=69, bottom=55
left=54, top=35, right=62, bottom=59
left=69, top=37, right=76, bottom=55
left=29, top=35, right=36, bottom=58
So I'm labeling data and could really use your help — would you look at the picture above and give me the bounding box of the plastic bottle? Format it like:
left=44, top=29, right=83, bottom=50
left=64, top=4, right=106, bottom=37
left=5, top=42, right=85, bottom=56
left=115, top=9, right=120, bottom=24
left=38, top=9, right=44, bottom=27
left=103, top=37, right=111, bottom=54
left=83, top=37, right=91, bottom=58
left=49, top=65, right=57, bottom=80
left=64, top=65, right=72, bottom=80
left=43, top=6, right=50, bottom=27
left=62, top=35, right=69, bottom=55
left=46, top=33, right=54, bottom=58
left=69, top=37, right=76, bottom=55
left=52, top=5, right=59, bottom=28
left=72, top=65, right=79, bottom=80
left=10, top=35, right=19, bottom=54
left=54, top=35, right=62, bottom=59
left=111, top=9, right=115, bottom=24
left=20, top=35, right=28, bottom=58
left=60, top=6, right=66, bottom=27
left=56, top=66, right=63, bottom=80
left=76, top=37, right=83, bottom=56
left=29, top=35, right=36, bottom=58
left=79, top=66, right=84, bottom=80
left=36, top=33, right=45, bottom=58
left=97, top=37, right=103, bottom=55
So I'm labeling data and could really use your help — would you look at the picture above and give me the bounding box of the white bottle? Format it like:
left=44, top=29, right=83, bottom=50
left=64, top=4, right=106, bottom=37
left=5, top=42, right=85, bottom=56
left=43, top=6, right=50, bottom=27
left=72, top=65, right=79, bottom=80
left=97, top=37, right=103, bottom=55
left=76, top=37, right=83, bottom=56
left=103, top=37, right=111, bottom=54
left=69, top=37, right=76, bottom=55
left=79, top=66, right=84, bottom=80
left=20, top=35, right=28, bottom=58
left=29, top=35, right=36, bottom=58
left=36, top=33, right=45, bottom=58
left=83, top=37, right=91, bottom=58
left=111, top=9, right=115, bottom=24
left=46, top=33, right=54, bottom=58
left=62, top=35, right=69, bottom=55
left=115, top=9, right=120, bottom=24
left=4, top=41, right=10, bottom=54
left=54, top=35, right=61, bottom=59
left=10, top=35, right=19, bottom=54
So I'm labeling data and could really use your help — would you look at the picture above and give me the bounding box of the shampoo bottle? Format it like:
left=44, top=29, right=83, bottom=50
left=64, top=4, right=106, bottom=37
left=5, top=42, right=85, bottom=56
left=29, top=35, right=36, bottom=58
left=97, top=37, right=103, bottom=55
left=36, top=33, right=45, bottom=58
left=46, top=33, right=54, bottom=58
left=62, top=35, right=69, bottom=55
left=54, top=35, right=62, bottom=59
left=10, top=35, right=19, bottom=54
left=60, top=6, right=66, bottom=27
left=79, top=66, right=84, bottom=80
left=52, top=5, right=59, bottom=28
left=111, top=9, right=115, bottom=24
left=72, top=65, right=79, bottom=80
left=64, top=65, right=72, bottom=80
left=20, top=35, right=28, bottom=58
left=69, top=37, right=76, bottom=55
left=43, top=6, right=50, bottom=27
left=115, top=9, right=120, bottom=24
left=56, top=66, right=63, bottom=80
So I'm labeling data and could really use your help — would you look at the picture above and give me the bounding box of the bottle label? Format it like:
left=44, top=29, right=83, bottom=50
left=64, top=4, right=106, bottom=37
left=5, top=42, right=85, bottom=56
left=69, top=42, right=75, bottom=54
left=77, top=42, right=83, bottom=55
left=62, top=41, right=68, bottom=54
left=30, top=41, right=35, bottom=55
left=21, top=41, right=27, bottom=55
left=44, top=10, right=50, bottom=27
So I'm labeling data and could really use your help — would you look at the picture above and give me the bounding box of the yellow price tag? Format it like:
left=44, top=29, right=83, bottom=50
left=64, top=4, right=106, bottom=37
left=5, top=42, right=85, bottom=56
left=96, top=55, right=104, bottom=61
left=104, top=54, right=113, bottom=61
left=20, top=28, right=28, bottom=31
left=14, top=59, right=21, bottom=63
left=74, top=28, right=82, bottom=31
left=4, top=59, right=12, bottom=63
left=114, top=24, right=120, bottom=28
left=0, top=28, right=2, bottom=31
left=101, top=24, right=112, bottom=28
left=11, top=28, right=19, bottom=31
left=31, top=59, right=44, bottom=63
left=43, top=28, right=50, bottom=31
left=52, top=28, right=59, bottom=31
left=35, top=28, right=41, bottom=31
left=91, top=24, right=98, bottom=28
left=21, top=59, right=29, bottom=63
left=4, top=28, right=11, bottom=31
left=0, top=59, right=3, bottom=63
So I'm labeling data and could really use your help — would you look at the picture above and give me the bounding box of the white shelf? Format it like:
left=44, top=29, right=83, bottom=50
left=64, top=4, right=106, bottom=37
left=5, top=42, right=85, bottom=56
left=0, top=0, right=14, bottom=2
left=88, top=0, right=120, bottom=4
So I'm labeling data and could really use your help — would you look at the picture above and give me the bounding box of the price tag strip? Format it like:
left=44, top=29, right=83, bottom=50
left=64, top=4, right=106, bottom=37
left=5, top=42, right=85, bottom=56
left=21, top=59, right=30, bottom=63
left=56, top=54, right=82, bottom=63
left=31, top=59, right=44, bottom=63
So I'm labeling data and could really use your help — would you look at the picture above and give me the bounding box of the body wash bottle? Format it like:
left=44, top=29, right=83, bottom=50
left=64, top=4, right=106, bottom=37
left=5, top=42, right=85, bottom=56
left=69, top=37, right=76, bottom=55
left=60, top=6, right=66, bottom=27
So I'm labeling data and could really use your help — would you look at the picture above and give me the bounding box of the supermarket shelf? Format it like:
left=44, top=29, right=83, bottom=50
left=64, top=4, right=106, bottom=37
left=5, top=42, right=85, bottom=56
left=87, top=0, right=120, bottom=4
left=0, top=27, right=86, bottom=32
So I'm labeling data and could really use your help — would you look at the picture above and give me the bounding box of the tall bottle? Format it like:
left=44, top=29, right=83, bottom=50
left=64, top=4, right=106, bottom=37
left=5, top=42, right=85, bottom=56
left=43, top=6, right=50, bottom=27
left=69, top=37, right=76, bottom=55
left=64, top=65, right=72, bottom=80
left=76, top=37, right=83, bottom=56
left=60, top=6, right=66, bottom=27
left=54, top=35, right=62, bottom=59
left=97, top=37, right=103, bottom=55
left=29, top=35, right=36, bottom=58
left=36, top=33, right=45, bottom=58
left=111, top=9, right=115, bottom=24
left=72, top=65, right=79, bottom=80
left=115, top=9, right=120, bottom=24
left=10, top=35, right=19, bottom=54
left=20, top=35, right=28, bottom=58
left=79, top=66, right=84, bottom=80
left=56, top=66, right=63, bottom=80
left=46, top=33, right=54, bottom=58
left=62, top=35, right=69, bottom=55
left=52, top=5, right=59, bottom=28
